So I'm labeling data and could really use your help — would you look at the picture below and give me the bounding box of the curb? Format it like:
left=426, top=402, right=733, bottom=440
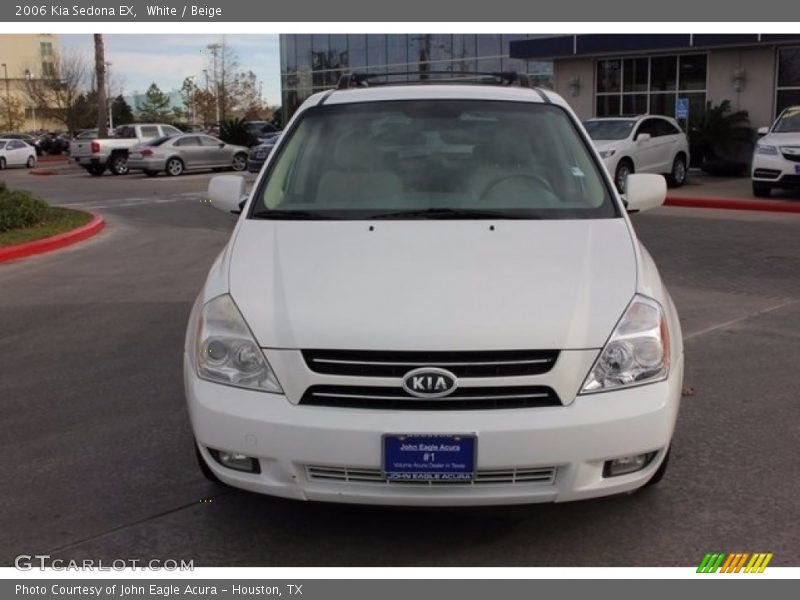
left=0, top=213, right=105, bottom=263
left=29, top=168, right=59, bottom=176
left=665, top=196, right=800, bottom=214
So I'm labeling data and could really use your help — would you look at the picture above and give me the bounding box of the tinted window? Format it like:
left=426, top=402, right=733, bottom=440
left=584, top=120, right=635, bottom=141
left=174, top=136, right=200, bottom=147
left=635, top=119, right=658, bottom=138
left=8, top=140, right=24, bottom=149
left=655, top=119, right=680, bottom=136
left=199, top=136, right=223, bottom=146
left=115, top=127, right=134, bottom=139
left=162, top=126, right=182, bottom=136
left=254, top=100, right=616, bottom=220
left=0, top=141, right=6, bottom=149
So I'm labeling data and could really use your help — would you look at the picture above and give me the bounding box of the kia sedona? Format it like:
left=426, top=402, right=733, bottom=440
left=751, top=105, right=800, bottom=197
left=184, top=73, right=684, bottom=506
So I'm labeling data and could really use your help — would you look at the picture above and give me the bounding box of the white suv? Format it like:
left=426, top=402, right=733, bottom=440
left=752, top=105, right=800, bottom=197
left=584, top=115, right=690, bottom=193
left=185, top=76, right=684, bottom=506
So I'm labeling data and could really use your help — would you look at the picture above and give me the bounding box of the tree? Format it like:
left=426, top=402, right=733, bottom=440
left=111, top=95, right=134, bottom=125
left=137, top=83, right=172, bottom=122
left=24, top=49, right=89, bottom=134
left=0, top=96, right=26, bottom=130
left=93, top=34, right=108, bottom=137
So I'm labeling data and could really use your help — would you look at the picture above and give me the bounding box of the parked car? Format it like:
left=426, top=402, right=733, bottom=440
left=38, top=132, right=70, bottom=155
left=583, top=115, right=690, bottom=193
left=186, top=77, right=683, bottom=506
left=70, top=123, right=182, bottom=176
left=0, top=132, right=43, bottom=156
left=127, top=134, right=249, bottom=177
left=247, top=132, right=281, bottom=173
left=244, top=120, right=280, bottom=144
left=751, top=105, right=800, bottom=197
left=0, top=139, right=37, bottom=169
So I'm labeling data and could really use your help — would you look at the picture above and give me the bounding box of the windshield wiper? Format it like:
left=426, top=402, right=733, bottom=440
left=370, top=208, right=532, bottom=220
left=250, top=209, right=341, bottom=220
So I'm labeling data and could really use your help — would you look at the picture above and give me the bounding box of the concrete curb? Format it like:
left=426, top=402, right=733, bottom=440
left=29, top=168, right=60, bottom=176
left=665, top=196, right=800, bottom=213
left=0, top=213, right=105, bottom=263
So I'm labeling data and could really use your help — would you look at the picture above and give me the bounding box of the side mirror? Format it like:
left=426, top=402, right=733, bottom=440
left=624, top=173, right=666, bottom=214
left=208, top=175, right=247, bottom=214
left=636, top=133, right=652, bottom=143
left=218, top=142, right=225, bottom=147
left=757, top=126, right=769, bottom=136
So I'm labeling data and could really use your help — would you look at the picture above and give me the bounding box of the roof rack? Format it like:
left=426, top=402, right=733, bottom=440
left=336, top=70, right=547, bottom=94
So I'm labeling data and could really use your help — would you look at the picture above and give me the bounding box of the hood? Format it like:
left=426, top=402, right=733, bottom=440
left=592, top=140, right=622, bottom=151
left=228, top=219, right=637, bottom=351
left=760, top=132, right=800, bottom=146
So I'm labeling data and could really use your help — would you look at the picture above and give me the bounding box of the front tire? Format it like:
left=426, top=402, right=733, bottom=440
left=644, top=449, right=670, bottom=488
left=614, top=159, right=634, bottom=194
left=86, top=165, right=106, bottom=176
left=195, top=444, right=225, bottom=485
left=752, top=181, right=772, bottom=197
left=667, top=155, right=687, bottom=187
left=26, top=156, right=36, bottom=168
left=166, top=157, right=184, bottom=177
left=109, top=154, right=129, bottom=175
left=231, top=153, right=247, bottom=172
left=0, top=157, right=5, bottom=170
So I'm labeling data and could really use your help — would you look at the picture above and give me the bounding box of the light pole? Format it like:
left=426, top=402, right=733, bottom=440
left=1, top=63, right=10, bottom=130
left=188, top=75, right=196, bottom=130
left=24, top=70, right=36, bottom=131
left=105, top=61, right=113, bottom=130
left=206, top=43, right=221, bottom=125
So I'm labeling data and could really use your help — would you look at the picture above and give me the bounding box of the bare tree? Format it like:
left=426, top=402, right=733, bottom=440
left=94, top=34, right=107, bottom=137
left=25, top=49, right=89, bottom=134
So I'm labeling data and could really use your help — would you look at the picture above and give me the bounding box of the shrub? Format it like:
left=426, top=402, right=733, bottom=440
left=0, top=187, right=50, bottom=232
left=218, top=118, right=257, bottom=147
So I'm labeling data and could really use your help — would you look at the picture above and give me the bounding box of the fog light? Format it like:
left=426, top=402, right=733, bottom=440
left=603, top=452, right=656, bottom=477
left=209, top=449, right=261, bottom=473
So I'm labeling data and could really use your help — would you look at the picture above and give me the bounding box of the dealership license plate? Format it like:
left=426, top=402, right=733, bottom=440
left=383, top=434, right=476, bottom=481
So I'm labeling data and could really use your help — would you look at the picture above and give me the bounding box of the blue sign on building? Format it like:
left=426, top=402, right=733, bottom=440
left=676, top=97, right=690, bottom=120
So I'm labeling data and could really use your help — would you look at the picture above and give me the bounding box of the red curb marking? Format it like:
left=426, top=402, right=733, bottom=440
left=0, top=214, right=105, bottom=263
left=665, top=196, right=800, bottom=213
left=29, top=169, right=59, bottom=176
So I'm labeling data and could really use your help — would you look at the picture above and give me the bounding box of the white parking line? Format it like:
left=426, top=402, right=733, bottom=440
left=59, top=196, right=202, bottom=210
left=684, top=299, right=798, bottom=340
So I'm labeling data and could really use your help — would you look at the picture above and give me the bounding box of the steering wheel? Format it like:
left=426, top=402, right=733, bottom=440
left=479, top=173, right=555, bottom=203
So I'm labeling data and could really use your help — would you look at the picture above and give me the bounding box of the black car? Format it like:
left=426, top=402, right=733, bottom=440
left=247, top=133, right=281, bottom=173
left=37, top=133, right=70, bottom=155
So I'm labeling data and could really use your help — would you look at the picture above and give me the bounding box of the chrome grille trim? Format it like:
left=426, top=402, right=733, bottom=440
left=306, top=465, right=557, bottom=486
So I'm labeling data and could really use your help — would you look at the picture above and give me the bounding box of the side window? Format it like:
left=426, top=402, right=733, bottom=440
left=199, top=136, right=222, bottom=147
left=8, top=140, right=23, bottom=150
left=161, top=126, right=182, bottom=136
left=139, top=126, right=160, bottom=139
left=116, top=126, right=134, bottom=139
left=174, top=137, right=200, bottom=147
left=635, top=119, right=657, bottom=139
left=656, top=119, right=681, bottom=136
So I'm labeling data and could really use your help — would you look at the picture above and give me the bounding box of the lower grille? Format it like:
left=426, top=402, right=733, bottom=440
left=300, top=384, right=561, bottom=410
left=753, top=168, right=781, bottom=179
left=306, top=465, right=557, bottom=486
left=779, top=174, right=800, bottom=185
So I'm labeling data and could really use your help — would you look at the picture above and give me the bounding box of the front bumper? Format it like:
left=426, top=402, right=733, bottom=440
left=752, top=152, right=800, bottom=186
left=184, top=354, right=683, bottom=506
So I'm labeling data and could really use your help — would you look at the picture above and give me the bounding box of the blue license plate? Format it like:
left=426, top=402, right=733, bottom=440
left=383, top=434, right=476, bottom=481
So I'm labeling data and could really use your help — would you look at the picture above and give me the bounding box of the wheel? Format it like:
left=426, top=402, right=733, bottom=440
left=644, top=448, right=670, bottom=488
left=231, top=153, right=247, bottom=172
left=752, top=181, right=772, bottom=198
left=26, top=156, right=36, bottom=168
left=195, top=444, right=225, bottom=485
left=86, top=165, right=105, bottom=176
left=109, top=154, right=129, bottom=175
left=144, top=170, right=159, bottom=177
left=166, top=157, right=184, bottom=177
left=667, top=155, right=687, bottom=187
left=0, top=157, right=5, bottom=170
left=614, top=159, right=634, bottom=194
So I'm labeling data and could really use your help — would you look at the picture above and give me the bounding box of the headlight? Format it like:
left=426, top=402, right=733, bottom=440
left=580, top=295, right=670, bottom=394
left=195, top=294, right=283, bottom=393
left=599, top=149, right=616, bottom=158
left=756, top=144, right=778, bottom=155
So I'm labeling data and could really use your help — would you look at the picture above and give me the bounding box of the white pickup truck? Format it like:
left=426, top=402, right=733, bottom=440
left=70, top=123, right=182, bottom=176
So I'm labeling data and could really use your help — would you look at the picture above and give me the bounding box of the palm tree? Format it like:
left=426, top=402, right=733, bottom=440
left=689, top=99, right=752, bottom=174
left=94, top=34, right=108, bottom=138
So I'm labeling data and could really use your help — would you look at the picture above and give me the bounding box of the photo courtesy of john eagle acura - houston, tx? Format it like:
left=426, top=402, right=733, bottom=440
left=184, top=72, right=684, bottom=506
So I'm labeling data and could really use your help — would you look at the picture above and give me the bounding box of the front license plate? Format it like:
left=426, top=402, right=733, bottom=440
left=383, top=434, right=476, bottom=481
left=794, top=164, right=800, bottom=174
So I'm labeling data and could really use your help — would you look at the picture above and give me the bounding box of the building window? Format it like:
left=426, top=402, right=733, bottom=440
left=595, top=54, right=707, bottom=126
left=776, top=47, right=800, bottom=117
left=40, top=41, right=53, bottom=56
left=41, top=62, right=56, bottom=77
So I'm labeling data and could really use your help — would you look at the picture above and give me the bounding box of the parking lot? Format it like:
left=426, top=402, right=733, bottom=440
left=1, top=163, right=799, bottom=567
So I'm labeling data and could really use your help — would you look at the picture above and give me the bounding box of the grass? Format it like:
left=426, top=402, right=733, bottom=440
left=0, top=207, right=93, bottom=248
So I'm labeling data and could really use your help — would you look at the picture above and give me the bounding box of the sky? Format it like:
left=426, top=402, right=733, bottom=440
left=59, top=34, right=282, bottom=106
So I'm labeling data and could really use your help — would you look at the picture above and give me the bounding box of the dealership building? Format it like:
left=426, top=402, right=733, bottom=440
left=280, top=33, right=800, bottom=130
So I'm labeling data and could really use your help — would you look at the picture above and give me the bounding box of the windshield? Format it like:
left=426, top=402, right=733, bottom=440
left=583, top=119, right=636, bottom=141
left=252, top=100, right=616, bottom=220
left=773, top=107, right=800, bottom=133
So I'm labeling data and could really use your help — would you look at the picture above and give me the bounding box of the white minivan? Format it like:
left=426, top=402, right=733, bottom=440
left=185, top=76, right=684, bottom=506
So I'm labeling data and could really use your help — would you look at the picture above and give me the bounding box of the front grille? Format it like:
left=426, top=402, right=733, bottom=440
left=300, top=384, right=561, bottom=410
left=753, top=168, right=781, bottom=179
left=306, top=465, right=557, bottom=486
left=779, top=174, right=800, bottom=185
left=302, top=349, right=559, bottom=378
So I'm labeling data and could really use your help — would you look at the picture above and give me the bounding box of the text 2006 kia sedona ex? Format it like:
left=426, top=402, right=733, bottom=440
left=184, top=76, right=683, bottom=506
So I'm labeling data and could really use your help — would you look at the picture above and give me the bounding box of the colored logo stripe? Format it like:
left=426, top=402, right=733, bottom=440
left=697, top=552, right=773, bottom=573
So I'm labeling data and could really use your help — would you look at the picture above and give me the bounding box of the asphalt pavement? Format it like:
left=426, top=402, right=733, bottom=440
left=0, top=164, right=798, bottom=567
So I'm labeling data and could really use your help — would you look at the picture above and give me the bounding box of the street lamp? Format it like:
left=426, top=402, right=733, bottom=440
left=1, top=63, right=10, bottom=130
left=24, top=69, right=36, bottom=131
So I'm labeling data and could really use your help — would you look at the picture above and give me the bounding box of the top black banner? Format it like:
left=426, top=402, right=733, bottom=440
left=2, top=0, right=798, bottom=22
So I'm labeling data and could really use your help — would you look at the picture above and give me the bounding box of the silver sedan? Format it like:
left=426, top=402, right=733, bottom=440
left=127, top=134, right=249, bottom=177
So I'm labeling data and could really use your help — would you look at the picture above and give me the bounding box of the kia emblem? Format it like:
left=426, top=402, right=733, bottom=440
left=401, top=367, right=458, bottom=398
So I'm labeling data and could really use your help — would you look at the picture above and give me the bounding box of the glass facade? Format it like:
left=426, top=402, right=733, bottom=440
left=280, top=34, right=553, bottom=120
left=595, top=54, right=707, bottom=127
left=777, top=46, right=800, bottom=117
